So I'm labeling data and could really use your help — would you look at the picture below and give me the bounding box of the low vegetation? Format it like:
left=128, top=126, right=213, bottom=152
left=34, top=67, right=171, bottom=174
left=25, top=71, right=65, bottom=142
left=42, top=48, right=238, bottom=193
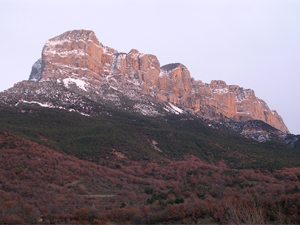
left=1, top=131, right=300, bottom=224
left=0, top=105, right=299, bottom=170
left=1, top=106, right=300, bottom=223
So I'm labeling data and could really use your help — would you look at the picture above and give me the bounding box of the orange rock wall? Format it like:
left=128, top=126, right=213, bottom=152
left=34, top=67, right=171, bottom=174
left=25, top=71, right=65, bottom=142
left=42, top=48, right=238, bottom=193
left=37, top=30, right=289, bottom=133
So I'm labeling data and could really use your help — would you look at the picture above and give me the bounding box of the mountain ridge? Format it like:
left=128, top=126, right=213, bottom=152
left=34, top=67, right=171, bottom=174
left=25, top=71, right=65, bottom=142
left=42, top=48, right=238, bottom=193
left=28, top=29, right=289, bottom=133
left=0, top=29, right=295, bottom=145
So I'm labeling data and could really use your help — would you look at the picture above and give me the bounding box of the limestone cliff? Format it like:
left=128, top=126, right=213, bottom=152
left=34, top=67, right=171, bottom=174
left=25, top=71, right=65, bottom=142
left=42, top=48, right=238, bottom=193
left=28, top=29, right=289, bottom=133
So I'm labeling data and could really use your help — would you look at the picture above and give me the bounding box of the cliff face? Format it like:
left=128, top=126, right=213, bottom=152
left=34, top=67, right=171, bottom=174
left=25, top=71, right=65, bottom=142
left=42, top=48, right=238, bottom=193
left=28, top=29, right=289, bottom=133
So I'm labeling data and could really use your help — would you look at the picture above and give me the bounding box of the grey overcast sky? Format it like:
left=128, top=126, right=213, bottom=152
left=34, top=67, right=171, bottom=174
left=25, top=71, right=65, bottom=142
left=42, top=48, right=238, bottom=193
left=0, top=0, right=299, bottom=134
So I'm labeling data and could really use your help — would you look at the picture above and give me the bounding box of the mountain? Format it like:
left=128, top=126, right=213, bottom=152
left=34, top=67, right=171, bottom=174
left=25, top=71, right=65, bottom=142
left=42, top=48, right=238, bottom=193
left=0, top=29, right=298, bottom=147
left=2, top=29, right=300, bottom=224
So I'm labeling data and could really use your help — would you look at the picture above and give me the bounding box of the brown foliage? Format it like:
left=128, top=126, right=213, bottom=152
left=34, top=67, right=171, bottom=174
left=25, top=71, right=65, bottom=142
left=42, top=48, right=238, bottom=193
left=2, top=131, right=300, bottom=224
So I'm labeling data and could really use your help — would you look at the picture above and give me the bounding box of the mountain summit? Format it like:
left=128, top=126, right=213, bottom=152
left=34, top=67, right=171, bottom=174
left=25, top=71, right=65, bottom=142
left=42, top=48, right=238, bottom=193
left=26, top=29, right=289, bottom=134
left=1, top=29, right=293, bottom=147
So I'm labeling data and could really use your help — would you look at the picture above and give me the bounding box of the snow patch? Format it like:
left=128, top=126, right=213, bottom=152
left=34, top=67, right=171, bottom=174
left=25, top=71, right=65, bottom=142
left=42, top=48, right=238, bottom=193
left=63, top=78, right=87, bottom=91
left=51, top=63, right=100, bottom=77
left=16, top=100, right=54, bottom=108
left=44, top=37, right=103, bottom=58
left=159, top=71, right=168, bottom=78
left=102, top=94, right=120, bottom=103
left=15, top=100, right=90, bottom=117
left=164, top=103, right=184, bottom=115
left=169, top=103, right=183, bottom=113
left=45, top=49, right=86, bottom=57
left=109, top=86, right=118, bottom=91
left=133, top=104, right=161, bottom=116
left=241, top=129, right=270, bottom=143
left=69, top=109, right=90, bottom=117
left=211, top=87, right=228, bottom=95
left=235, top=89, right=253, bottom=102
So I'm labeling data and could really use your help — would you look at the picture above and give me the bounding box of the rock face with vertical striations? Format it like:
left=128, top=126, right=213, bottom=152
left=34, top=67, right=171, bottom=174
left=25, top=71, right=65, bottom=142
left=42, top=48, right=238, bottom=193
left=33, top=30, right=117, bottom=84
left=7, top=29, right=289, bottom=135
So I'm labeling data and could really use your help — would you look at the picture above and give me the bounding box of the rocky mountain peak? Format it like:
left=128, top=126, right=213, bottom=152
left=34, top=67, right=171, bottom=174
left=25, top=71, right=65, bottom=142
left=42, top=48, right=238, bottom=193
left=48, top=29, right=100, bottom=44
left=32, top=29, right=117, bottom=84
left=23, top=29, right=291, bottom=134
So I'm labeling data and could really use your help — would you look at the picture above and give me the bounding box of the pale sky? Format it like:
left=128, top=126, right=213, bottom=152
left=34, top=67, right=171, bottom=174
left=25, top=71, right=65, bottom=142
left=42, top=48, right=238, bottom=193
left=0, top=0, right=299, bottom=134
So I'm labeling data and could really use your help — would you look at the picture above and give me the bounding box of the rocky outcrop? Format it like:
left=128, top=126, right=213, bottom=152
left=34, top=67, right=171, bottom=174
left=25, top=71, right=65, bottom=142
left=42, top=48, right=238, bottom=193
left=33, top=30, right=117, bottom=84
left=28, top=29, right=289, bottom=134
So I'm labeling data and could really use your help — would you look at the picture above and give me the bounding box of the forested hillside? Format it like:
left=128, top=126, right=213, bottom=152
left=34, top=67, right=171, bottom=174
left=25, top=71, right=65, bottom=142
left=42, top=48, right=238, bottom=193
left=0, top=105, right=299, bottom=170
left=1, top=108, right=300, bottom=224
